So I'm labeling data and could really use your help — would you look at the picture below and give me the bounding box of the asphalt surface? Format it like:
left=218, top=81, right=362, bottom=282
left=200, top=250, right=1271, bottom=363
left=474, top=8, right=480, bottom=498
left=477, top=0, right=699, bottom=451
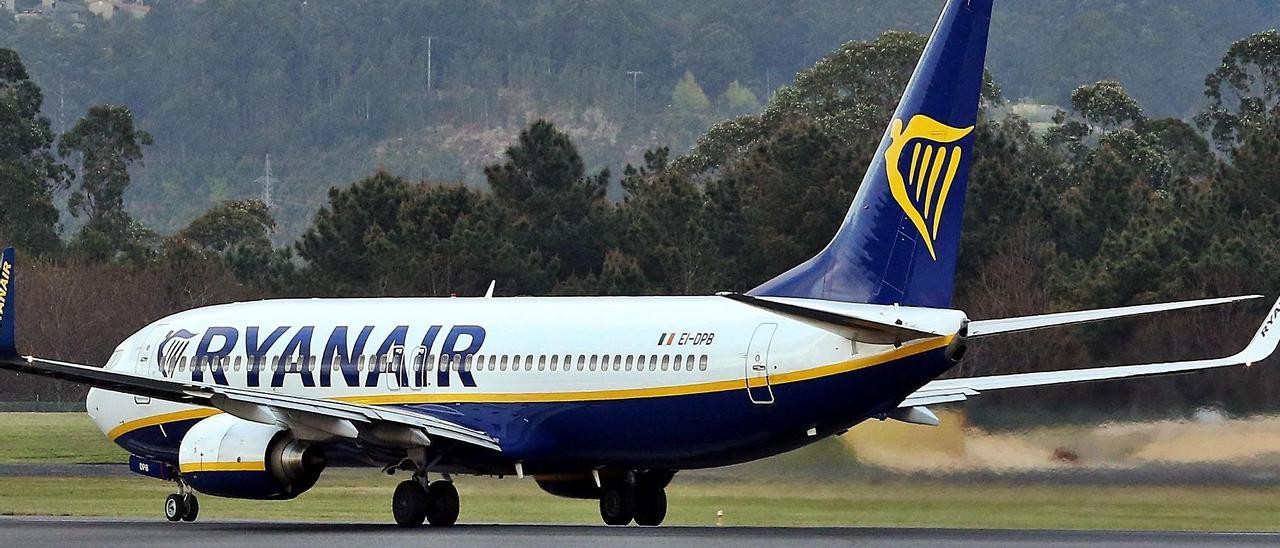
left=1, top=518, right=1278, bottom=548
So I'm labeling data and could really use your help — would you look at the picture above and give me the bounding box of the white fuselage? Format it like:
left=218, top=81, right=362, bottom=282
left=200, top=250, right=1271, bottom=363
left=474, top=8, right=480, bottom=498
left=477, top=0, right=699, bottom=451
left=88, top=295, right=962, bottom=469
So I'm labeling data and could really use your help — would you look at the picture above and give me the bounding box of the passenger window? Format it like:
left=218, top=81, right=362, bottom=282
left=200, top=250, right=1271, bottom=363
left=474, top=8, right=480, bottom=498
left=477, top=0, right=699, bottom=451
left=699, top=355, right=709, bottom=371
left=178, top=356, right=187, bottom=371
left=650, top=354, right=659, bottom=371
left=612, top=355, right=622, bottom=371
left=576, top=355, right=585, bottom=371
left=538, top=355, right=547, bottom=371
left=549, top=355, right=559, bottom=371
left=499, top=355, right=509, bottom=371
left=524, top=355, right=534, bottom=371
left=625, top=355, right=634, bottom=371
left=672, top=355, right=683, bottom=371
left=661, top=355, right=670, bottom=371
left=357, top=355, right=366, bottom=372
left=588, top=355, right=598, bottom=371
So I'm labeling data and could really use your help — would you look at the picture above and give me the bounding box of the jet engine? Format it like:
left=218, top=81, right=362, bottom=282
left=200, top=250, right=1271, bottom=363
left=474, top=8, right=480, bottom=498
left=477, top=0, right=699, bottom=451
left=178, top=414, right=326, bottom=500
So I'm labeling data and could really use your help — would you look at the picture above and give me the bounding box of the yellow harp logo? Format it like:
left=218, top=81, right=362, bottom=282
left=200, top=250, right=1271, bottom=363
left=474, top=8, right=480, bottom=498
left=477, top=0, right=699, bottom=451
left=885, top=114, right=973, bottom=260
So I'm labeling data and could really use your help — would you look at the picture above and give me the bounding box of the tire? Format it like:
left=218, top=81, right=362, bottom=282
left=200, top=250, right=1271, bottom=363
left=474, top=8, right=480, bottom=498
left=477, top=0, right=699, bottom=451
left=181, top=495, right=200, bottom=522
left=598, top=486, right=635, bottom=526
left=425, top=480, right=459, bottom=527
left=633, top=486, right=666, bottom=527
left=164, top=493, right=185, bottom=523
left=392, top=480, right=428, bottom=528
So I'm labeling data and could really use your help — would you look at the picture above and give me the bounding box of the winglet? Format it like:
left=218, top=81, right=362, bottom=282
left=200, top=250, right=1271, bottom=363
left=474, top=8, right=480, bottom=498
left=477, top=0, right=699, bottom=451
left=0, top=247, right=14, bottom=359
left=1236, top=296, right=1280, bottom=365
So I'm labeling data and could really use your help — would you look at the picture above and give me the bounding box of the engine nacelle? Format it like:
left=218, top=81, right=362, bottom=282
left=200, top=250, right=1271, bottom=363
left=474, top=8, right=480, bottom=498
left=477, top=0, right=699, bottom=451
left=178, top=414, right=326, bottom=500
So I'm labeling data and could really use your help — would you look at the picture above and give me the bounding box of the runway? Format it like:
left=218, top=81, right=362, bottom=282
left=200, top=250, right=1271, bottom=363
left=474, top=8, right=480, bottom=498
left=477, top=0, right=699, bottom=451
left=2, top=518, right=1279, bottom=548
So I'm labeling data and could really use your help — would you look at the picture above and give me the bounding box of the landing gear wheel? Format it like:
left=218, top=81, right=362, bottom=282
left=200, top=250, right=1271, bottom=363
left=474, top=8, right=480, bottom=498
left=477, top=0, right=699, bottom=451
left=599, top=486, right=635, bottom=526
left=633, top=486, right=666, bottom=526
left=392, top=480, right=428, bottom=527
left=164, top=493, right=186, bottom=522
left=424, top=480, right=459, bottom=527
left=181, top=495, right=200, bottom=522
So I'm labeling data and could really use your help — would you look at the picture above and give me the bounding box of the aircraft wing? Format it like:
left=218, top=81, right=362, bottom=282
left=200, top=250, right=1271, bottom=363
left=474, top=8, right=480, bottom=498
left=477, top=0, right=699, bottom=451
left=965, top=294, right=1262, bottom=338
left=900, top=296, right=1280, bottom=408
left=0, top=355, right=500, bottom=452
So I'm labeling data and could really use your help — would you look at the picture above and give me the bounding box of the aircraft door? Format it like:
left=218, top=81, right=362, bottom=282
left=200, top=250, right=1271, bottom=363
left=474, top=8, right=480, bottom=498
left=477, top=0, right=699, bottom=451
left=408, top=346, right=427, bottom=391
left=384, top=345, right=405, bottom=391
left=745, top=323, right=777, bottom=405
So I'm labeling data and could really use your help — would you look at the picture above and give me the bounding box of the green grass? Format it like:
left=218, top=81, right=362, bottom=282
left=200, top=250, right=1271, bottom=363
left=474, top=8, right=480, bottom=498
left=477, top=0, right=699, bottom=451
left=1, top=413, right=1279, bottom=530
left=0, top=413, right=126, bottom=464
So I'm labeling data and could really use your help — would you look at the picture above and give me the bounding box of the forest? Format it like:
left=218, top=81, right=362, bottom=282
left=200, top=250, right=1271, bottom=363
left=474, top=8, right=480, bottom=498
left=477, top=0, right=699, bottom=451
left=2, top=0, right=1278, bottom=239
left=3, top=2, right=1280, bottom=420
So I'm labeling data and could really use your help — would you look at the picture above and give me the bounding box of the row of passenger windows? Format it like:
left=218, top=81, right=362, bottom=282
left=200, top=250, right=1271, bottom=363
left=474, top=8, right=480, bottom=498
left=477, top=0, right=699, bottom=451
left=168, top=353, right=711, bottom=374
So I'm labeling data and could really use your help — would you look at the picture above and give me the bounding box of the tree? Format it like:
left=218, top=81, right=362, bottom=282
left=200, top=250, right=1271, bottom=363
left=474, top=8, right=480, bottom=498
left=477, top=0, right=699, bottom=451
left=679, top=31, right=1000, bottom=174
left=705, top=121, right=865, bottom=289
left=59, top=105, right=154, bottom=261
left=173, top=199, right=292, bottom=291
left=295, top=169, right=412, bottom=295
left=671, top=70, right=711, bottom=113
left=1070, top=80, right=1143, bottom=129
left=60, top=105, right=154, bottom=223
left=1197, top=30, right=1280, bottom=150
left=0, top=49, right=68, bottom=255
left=718, top=80, right=761, bottom=117
left=179, top=199, right=275, bottom=253
left=484, top=120, right=614, bottom=291
left=618, top=147, right=720, bottom=294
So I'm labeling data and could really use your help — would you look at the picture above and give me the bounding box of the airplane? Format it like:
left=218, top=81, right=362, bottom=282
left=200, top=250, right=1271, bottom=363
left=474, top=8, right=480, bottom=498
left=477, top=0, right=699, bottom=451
left=2, top=0, right=1279, bottom=528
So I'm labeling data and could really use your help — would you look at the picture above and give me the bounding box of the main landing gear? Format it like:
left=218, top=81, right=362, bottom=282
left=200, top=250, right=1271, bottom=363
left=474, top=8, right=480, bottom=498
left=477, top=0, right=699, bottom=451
left=392, top=472, right=459, bottom=527
left=599, top=472, right=669, bottom=527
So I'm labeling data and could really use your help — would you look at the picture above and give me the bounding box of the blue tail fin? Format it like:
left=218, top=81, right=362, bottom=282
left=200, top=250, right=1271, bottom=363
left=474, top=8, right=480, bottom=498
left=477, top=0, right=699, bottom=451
left=749, top=0, right=992, bottom=308
left=0, top=247, right=14, bottom=358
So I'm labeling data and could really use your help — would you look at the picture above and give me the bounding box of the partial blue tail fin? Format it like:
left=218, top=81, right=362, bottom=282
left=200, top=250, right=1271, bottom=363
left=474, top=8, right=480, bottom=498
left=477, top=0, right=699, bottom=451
left=0, top=247, right=14, bottom=358
left=748, top=0, right=992, bottom=308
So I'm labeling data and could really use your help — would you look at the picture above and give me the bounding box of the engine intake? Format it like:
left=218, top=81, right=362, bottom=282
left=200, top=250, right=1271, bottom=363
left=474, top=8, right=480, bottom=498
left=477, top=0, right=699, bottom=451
left=179, top=414, right=326, bottom=500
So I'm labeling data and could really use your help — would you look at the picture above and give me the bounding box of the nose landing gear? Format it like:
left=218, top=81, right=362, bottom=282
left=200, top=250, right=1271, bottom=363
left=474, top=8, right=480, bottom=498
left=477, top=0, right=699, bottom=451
left=163, top=492, right=199, bottom=523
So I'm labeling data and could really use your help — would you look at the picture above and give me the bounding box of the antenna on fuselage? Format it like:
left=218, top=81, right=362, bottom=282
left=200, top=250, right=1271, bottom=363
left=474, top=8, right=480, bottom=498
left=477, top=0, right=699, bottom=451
left=484, top=280, right=496, bottom=298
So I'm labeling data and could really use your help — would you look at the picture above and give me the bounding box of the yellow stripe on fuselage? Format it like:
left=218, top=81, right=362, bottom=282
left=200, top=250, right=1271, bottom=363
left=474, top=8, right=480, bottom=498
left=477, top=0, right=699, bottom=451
left=107, top=335, right=953, bottom=440
left=107, top=408, right=220, bottom=441
left=180, top=460, right=266, bottom=473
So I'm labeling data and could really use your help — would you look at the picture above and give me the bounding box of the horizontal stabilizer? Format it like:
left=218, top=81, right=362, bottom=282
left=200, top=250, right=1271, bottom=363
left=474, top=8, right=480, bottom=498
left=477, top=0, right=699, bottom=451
left=901, top=295, right=1280, bottom=407
left=723, top=293, right=959, bottom=344
left=966, top=294, right=1261, bottom=338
